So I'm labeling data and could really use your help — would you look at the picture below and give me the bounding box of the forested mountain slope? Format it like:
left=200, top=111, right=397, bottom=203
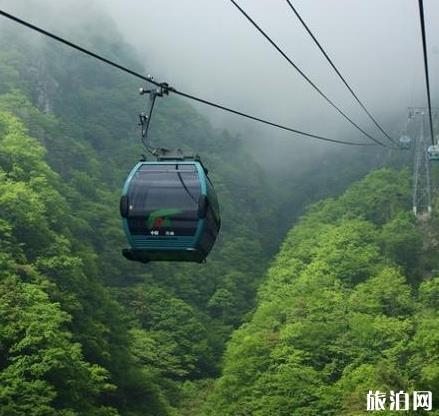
left=0, top=24, right=275, bottom=415
left=203, top=168, right=439, bottom=415
left=0, top=8, right=397, bottom=416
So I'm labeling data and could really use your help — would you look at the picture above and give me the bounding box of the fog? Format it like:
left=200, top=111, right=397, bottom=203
left=2, top=0, right=439, bottom=171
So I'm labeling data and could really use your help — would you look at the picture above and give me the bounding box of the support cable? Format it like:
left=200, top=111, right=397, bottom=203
left=418, top=0, right=435, bottom=145
left=228, top=0, right=387, bottom=147
left=0, top=9, right=377, bottom=147
left=284, top=0, right=396, bottom=146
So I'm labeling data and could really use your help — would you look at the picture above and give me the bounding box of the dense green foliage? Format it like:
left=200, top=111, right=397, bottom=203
left=0, top=16, right=271, bottom=413
left=0, top=27, right=275, bottom=413
left=203, top=169, right=439, bottom=415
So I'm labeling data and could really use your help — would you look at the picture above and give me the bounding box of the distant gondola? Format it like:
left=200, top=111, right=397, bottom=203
left=399, top=135, right=412, bottom=150
left=427, top=145, right=439, bottom=161
left=120, top=155, right=220, bottom=263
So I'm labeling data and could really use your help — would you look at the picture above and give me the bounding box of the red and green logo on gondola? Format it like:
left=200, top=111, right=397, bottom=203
left=147, top=208, right=183, bottom=229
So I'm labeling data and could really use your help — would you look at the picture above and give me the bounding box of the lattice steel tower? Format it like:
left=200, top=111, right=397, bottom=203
left=412, top=113, right=432, bottom=216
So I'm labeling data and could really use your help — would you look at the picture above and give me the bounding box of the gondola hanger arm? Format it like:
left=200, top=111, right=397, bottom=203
left=138, top=77, right=172, bottom=153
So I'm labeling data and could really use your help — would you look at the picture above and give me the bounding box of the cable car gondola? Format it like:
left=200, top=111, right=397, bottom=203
left=120, top=154, right=220, bottom=263
left=120, top=82, right=220, bottom=263
left=427, top=144, right=439, bottom=160
left=399, top=135, right=412, bottom=150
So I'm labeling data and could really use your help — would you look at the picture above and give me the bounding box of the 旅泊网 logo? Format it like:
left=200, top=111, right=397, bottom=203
left=367, top=390, right=432, bottom=412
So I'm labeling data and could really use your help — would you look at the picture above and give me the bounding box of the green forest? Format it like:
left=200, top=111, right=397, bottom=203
left=204, top=169, right=439, bottom=415
left=0, top=6, right=437, bottom=416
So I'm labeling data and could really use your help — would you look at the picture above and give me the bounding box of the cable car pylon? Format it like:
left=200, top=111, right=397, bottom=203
left=412, top=111, right=432, bottom=217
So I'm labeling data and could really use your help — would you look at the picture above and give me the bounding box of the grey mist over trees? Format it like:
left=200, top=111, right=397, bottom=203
left=3, top=0, right=439, bottom=171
